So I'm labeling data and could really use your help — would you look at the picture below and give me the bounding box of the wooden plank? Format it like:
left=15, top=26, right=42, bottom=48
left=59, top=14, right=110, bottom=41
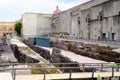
left=16, top=72, right=120, bottom=80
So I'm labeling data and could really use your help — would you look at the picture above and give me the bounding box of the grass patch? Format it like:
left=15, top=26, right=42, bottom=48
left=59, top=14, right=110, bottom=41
left=19, top=47, right=33, bottom=54
left=31, top=65, right=60, bottom=74
left=49, top=69, right=59, bottom=73
left=31, top=68, right=59, bottom=74
left=31, top=68, right=49, bottom=74
left=95, top=46, right=113, bottom=51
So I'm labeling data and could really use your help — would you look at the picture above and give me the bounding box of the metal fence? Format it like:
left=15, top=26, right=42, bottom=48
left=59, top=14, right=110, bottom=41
left=0, top=63, right=120, bottom=80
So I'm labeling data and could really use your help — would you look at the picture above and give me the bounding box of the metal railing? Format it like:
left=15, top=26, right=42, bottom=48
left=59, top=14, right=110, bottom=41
left=0, top=63, right=120, bottom=80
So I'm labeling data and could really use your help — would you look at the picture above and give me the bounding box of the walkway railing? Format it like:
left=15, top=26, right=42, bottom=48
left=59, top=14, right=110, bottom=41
left=0, top=63, right=120, bottom=80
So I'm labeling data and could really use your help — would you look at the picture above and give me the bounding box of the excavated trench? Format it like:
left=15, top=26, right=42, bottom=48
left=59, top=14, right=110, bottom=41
left=10, top=39, right=118, bottom=80
left=10, top=44, right=39, bottom=63
left=22, top=39, right=82, bottom=72
left=51, top=40, right=120, bottom=63
left=21, top=39, right=105, bottom=80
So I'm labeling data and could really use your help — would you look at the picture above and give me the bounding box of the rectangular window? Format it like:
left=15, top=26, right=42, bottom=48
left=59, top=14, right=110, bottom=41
left=10, top=28, right=12, bottom=31
left=112, top=33, right=116, bottom=41
left=4, top=27, right=6, bottom=30
left=102, top=33, right=106, bottom=40
left=0, top=27, right=2, bottom=31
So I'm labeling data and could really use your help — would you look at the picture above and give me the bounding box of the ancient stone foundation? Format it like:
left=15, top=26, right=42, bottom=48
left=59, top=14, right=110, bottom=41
left=10, top=44, right=39, bottom=63
left=23, top=39, right=50, bottom=60
left=51, top=41, right=120, bottom=62
left=50, top=48, right=82, bottom=73
left=22, top=39, right=81, bottom=72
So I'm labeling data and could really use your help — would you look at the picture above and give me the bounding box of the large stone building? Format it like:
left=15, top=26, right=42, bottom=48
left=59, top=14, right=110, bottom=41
left=22, top=0, right=120, bottom=41
left=80, top=0, right=120, bottom=41
left=0, top=22, right=15, bottom=38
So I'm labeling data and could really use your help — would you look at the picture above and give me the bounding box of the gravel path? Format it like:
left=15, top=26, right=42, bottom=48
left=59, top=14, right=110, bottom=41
left=0, top=44, right=17, bottom=63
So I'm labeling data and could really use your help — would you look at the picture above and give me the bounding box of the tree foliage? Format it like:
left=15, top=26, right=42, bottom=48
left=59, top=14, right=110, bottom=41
left=14, top=21, right=22, bottom=36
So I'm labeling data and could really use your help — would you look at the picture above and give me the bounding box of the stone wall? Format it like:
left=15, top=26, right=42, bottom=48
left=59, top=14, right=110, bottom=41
left=22, top=13, right=37, bottom=37
left=51, top=41, right=120, bottom=63
left=22, top=13, right=52, bottom=38
left=51, top=41, right=68, bottom=50
left=10, top=44, right=39, bottom=63
left=37, top=14, right=52, bottom=35
left=50, top=48, right=82, bottom=73
left=52, top=0, right=120, bottom=41
left=52, top=10, right=71, bottom=34
left=23, top=39, right=50, bottom=60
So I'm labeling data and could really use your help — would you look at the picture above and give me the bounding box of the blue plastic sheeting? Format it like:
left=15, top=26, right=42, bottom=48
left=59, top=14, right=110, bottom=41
left=36, top=38, right=50, bottom=47
left=28, top=37, right=50, bottom=47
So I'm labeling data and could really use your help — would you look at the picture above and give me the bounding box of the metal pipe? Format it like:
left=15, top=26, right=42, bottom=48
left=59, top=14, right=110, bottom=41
left=112, top=67, right=114, bottom=77
left=13, top=69, right=16, bottom=80
left=91, top=68, right=95, bottom=80
left=69, top=68, right=72, bottom=80
left=44, top=68, right=46, bottom=80
left=101, top=64, right=103, bottom=72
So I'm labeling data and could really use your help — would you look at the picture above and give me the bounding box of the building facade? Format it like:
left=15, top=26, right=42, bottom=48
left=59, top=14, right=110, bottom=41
left=0, top=22, right=15, bottom=38
left=22, top=13, right=52, bottom=38
left=79, top=0, right=120, bottom=41
left=22, top=0, right=120, bottom=41
left=51, top=0, right=120, bottom=41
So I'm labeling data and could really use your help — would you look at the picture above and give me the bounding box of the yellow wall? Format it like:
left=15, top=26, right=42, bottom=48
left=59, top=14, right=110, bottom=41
left=0, top=22, right=15, bottom=38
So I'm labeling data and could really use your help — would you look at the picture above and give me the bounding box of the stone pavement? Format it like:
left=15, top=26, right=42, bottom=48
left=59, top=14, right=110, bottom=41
left=0, top=38, right=17, bottom=62
left=16, top=72, right=120, bottom=80
left=0, top=72, right=13, bottom=80
left=0, top=44, right=17, bottom=63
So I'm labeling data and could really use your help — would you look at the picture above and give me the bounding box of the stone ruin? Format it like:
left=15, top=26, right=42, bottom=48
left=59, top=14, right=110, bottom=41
left=10, top=44, right=39, bottom=63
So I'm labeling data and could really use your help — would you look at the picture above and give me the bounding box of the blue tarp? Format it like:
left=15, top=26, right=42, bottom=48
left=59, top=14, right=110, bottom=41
left=29, top=37, right=50, bottom=47
left=36, top=38, right=50, bottom=47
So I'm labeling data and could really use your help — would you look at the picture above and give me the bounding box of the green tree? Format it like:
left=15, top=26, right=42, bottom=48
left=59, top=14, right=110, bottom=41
left=14, top=21, right=22, bottom=36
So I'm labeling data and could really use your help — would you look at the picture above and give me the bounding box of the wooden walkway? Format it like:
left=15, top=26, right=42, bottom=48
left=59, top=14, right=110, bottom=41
left=16, top=72, right=120, bottom=80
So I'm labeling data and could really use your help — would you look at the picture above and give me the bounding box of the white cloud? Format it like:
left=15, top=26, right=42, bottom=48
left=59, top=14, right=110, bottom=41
left=0, top=0, right=89, bottom=21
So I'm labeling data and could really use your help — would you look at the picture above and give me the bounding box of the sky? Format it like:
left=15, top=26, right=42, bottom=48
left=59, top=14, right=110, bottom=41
left=0, top=0, right=90, bottom=22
